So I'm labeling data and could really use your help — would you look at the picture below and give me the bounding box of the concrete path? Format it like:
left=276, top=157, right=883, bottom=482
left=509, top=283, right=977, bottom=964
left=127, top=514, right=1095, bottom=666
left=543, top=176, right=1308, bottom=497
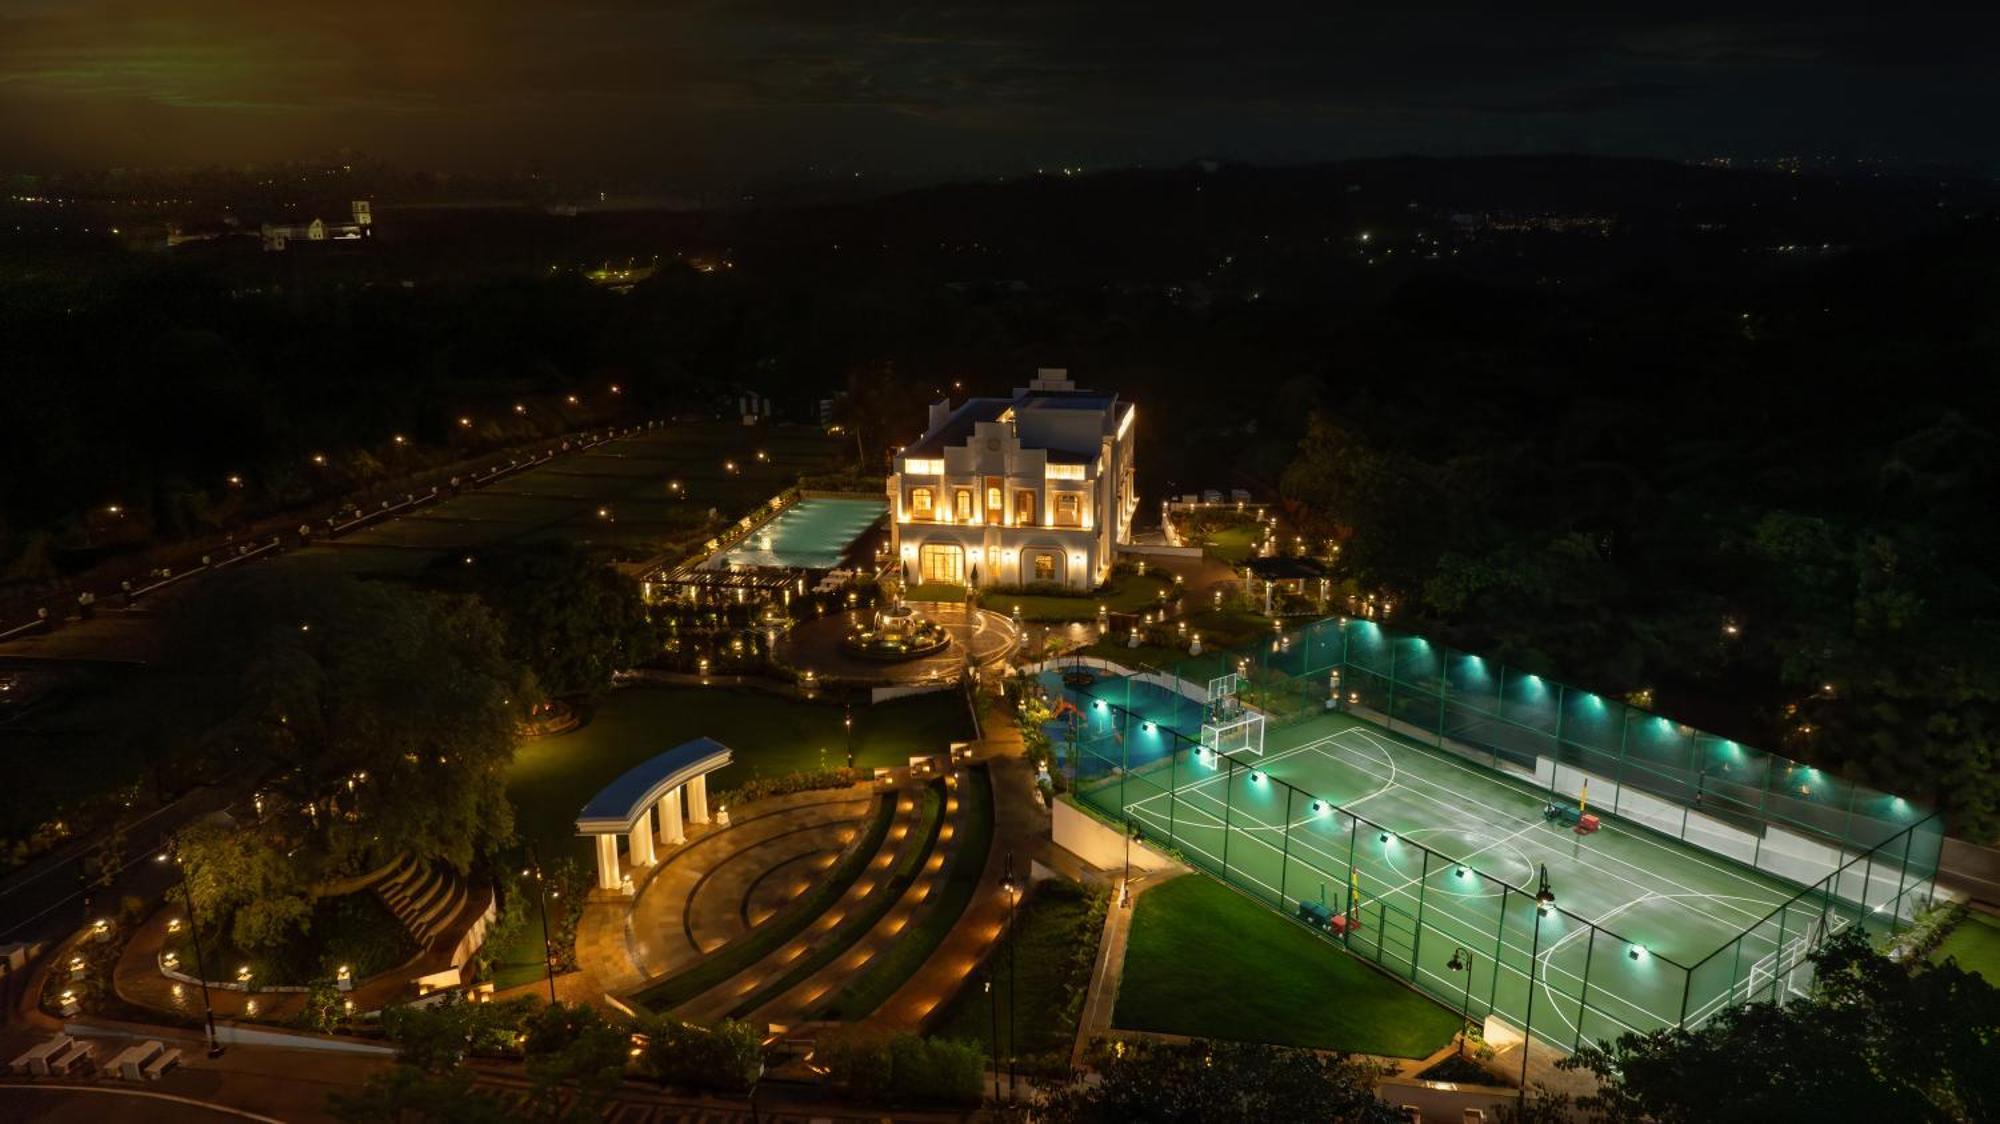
left=865, top=747, right=1043, bottom=1032
left=743, top=777, right=975, bottom=1029
left=671, top=788, right=930, bottom=1024
left=576, top=787, right=875, bottom=995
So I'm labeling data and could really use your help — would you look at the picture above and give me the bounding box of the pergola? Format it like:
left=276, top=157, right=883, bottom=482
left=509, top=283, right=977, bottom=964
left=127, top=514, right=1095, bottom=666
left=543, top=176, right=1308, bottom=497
left=574, top=737, right=732, bottom=892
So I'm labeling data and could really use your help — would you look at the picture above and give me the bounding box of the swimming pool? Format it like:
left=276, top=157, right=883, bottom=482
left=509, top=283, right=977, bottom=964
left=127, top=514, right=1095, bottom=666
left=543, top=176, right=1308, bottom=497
left=716, top=497, right=886, bottom=570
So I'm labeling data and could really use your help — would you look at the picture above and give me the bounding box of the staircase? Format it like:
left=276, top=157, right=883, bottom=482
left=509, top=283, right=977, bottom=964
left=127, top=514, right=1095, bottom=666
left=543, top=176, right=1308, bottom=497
left=371, top=853, right=470, bottom=947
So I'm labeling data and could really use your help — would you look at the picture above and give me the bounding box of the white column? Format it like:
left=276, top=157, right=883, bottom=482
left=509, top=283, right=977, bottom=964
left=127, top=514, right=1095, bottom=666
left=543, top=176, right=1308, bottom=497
left=594, top=834, right=621, bottom=891
left=629, top=807, right=656, bottom=866
left=688, top=774, right=710, bottom=824
left=660, top=787, right=686, bottom=845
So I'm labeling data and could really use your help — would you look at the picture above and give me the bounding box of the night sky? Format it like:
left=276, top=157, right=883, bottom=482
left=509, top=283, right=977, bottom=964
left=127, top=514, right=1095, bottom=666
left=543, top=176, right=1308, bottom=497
left=2, top=3, right=1997, bottom=182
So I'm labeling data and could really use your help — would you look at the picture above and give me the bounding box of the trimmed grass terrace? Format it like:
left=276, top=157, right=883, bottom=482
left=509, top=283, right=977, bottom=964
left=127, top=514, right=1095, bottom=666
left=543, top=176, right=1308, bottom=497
left=820, top=766, right=997, bottom=1020
left=723, top=779, right=951, bottom=1019
left=629, top=792, right=895, bottom=1012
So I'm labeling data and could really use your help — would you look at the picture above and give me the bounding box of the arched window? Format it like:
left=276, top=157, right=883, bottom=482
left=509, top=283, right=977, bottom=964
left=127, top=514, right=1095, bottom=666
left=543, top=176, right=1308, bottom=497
left=909, top=487, right=933, bottom=518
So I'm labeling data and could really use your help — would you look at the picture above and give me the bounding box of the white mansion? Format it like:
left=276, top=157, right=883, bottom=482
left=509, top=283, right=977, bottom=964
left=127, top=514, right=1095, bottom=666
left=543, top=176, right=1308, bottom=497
left=888, top=370, right=1137, bottom=592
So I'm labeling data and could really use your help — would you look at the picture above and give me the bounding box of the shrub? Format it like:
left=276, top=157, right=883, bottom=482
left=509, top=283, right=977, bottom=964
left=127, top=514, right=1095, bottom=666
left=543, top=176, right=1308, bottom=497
left=643, top=1017, right=763, bottom=1094
left=890, top=1035, right=986, bottom=1105
left=817, top=1026, right=895, bottom=1102
left=717, top=767, right=861, bottom=808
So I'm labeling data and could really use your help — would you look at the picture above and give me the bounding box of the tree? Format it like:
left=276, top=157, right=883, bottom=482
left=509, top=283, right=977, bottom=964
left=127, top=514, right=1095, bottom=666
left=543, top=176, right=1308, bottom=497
left=639, top=1016, right=763, bottom=1094
left=422, top=541, right=658, bottom=701
left=1041, top=1039, right=1402, bottom=1123
left=1562, top=929, right=2000, bottom=1123
left=520, top=1002, right=631, bottom=1121
left=176, top=818, right=313, bottom=953
left=157, top=568, right=521, bottom=879
left=381, top=994, right=537, bottom=1073
left=327, top=1064, right=515, bottom=1123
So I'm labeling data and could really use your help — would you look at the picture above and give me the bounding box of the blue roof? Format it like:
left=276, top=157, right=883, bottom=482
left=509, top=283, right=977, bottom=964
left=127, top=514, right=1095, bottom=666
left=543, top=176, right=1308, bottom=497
left=575, top=737, right=733, bottom=833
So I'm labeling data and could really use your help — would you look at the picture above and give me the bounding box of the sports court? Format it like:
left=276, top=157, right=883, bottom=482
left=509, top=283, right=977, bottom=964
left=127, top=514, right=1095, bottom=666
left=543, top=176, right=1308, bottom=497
left=1054, top=617, right=1942, bottom=1054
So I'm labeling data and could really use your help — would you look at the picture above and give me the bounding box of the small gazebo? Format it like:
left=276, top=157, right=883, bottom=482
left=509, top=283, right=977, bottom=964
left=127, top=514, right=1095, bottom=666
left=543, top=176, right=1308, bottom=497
left=575, top=737, right=733, bottom=893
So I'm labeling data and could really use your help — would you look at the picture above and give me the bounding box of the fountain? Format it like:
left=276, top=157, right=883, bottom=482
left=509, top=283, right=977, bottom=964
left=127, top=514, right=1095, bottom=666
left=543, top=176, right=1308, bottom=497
left=841, top=600, right=951, bottom=661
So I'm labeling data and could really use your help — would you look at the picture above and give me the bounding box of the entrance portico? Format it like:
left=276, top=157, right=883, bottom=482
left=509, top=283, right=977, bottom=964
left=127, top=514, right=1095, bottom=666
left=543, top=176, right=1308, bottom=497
left=575, top=737, right=733, bottom=893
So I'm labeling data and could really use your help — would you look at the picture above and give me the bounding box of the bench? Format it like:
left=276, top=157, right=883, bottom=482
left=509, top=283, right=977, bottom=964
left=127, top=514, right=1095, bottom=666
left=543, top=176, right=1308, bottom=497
left=107, top=1040, right=164, bottom=1080
left=49, top=1040, right=95, bottom=1075
left=10, top=1033, right=71, bottom=1075
left=142, top=1048, right=183, bottom=1080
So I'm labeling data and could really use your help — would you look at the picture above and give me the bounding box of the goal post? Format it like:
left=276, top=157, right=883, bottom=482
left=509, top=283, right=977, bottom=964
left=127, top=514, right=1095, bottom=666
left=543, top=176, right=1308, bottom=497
left=1202, top=711, right=1266, bottom=757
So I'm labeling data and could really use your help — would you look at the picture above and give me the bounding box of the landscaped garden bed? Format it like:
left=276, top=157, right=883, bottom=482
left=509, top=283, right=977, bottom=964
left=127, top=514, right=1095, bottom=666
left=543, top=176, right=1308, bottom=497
left=927, top=877, right=1108, bottom=1075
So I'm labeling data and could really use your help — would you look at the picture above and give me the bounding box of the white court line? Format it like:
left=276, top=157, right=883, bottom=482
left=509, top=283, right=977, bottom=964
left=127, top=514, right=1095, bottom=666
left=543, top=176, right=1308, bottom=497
left=1132, top=772, right=1676, bottom=1029
left=1346, top=725, right=1816, bottom=906
left=1124, top=795, right=1660, bottom=1038
left=1325, top=731, right=1794, bottom=938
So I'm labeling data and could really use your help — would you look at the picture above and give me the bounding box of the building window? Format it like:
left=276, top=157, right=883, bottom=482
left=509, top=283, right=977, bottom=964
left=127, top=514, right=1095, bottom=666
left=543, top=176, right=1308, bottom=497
left=1015, top=491, right=1035, bottom=525
left=1056, top=494, right=1080, bottom=526
left=1033, top=553, right=1058, bottom=583
left=986, top=485, right=1003, bottom=525
left=920, top=544, right=964, bottom=584
left=954, top=489, right=974, bottom=522
left=909, top=488, right=933, bottom=518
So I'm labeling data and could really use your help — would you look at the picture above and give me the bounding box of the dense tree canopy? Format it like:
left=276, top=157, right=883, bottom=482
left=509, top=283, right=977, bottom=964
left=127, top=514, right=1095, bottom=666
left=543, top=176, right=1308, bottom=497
left=157, top=568, right=521, bottom=878
left=1041, top=1039, right=1401, bottom=1124
left=1559, top=929, right=2000, bottom=1122
left=421, top=540, right=658, bottom=701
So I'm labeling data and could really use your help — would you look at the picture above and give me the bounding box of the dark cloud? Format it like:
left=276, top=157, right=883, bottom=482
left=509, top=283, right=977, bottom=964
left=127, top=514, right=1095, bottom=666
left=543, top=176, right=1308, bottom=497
left=0, top=3, right=1993, bottom=179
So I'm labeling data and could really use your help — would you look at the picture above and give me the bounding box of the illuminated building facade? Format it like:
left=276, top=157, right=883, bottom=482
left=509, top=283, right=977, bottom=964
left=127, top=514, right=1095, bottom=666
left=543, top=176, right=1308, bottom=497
left=888, top=369, right=1137, bottom=591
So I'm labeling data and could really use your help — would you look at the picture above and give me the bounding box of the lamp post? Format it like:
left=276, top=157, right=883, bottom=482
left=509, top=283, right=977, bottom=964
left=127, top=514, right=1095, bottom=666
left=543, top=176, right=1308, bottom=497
left=524, top=845, right=559, bottom=1003
left=844, top=704, right=855, bottom=769
left=1446, top=946, right=1475, bottom=1056
left=985, top=973, right=1000, bottom=1103
left=1521, top=865, right=1556, bottom=1100
left=1002, top=852, right=1019, bottom=1101
left=159, top=843, right=223, bottom=1058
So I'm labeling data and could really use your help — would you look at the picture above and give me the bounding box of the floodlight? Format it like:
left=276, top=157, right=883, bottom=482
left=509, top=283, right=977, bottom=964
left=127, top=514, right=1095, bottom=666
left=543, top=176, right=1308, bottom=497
left=1628, top=945, right=1647, bottom=962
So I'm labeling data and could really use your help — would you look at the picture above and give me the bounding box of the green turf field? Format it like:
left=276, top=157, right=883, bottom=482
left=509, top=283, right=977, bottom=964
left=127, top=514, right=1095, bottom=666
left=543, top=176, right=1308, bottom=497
left=1933, top=911, right=2000, bottom=982
left=1115, top=873, right=1459, bottom=1056
left=1077, top=702, right=1907, bottom=1053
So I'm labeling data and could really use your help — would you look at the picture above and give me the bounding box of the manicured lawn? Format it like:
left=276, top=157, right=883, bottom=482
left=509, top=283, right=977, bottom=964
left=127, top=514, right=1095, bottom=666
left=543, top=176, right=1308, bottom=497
left=929, top=879, right=1105, bottom=1071
left=990, top=573, right=1175, bottom=623
left=904, top=583, right=968, bottom=603
left=506, top=685, right=975, bottom=865
left=1934, top=911, right=2000, bottom=982
left=820, top=767, right=996, bottom=1021
left=629, top=792, right=895, bottom=1012
left=1115, top=874, right=1459, bottom=1057
left=1201, top=525, right=1263, bottom=563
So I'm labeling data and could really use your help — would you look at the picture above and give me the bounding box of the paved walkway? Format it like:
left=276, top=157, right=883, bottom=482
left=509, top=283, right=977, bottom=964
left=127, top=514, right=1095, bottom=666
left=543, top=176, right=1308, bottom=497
left=576, top=786, right=879, bottom=996
left=675, top=788, right=932, bottom=1024
left=865, top=739, right=1043, bottom=1032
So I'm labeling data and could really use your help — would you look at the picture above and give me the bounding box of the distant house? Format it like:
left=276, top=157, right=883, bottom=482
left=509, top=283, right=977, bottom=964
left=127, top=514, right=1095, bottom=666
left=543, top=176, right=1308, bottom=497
left=888, top=369, right=1137, bottom=591
left=262, top=200, right=371, bottom=251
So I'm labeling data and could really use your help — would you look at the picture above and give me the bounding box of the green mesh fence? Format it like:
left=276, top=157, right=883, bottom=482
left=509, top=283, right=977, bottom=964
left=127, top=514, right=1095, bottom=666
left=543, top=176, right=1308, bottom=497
left=1055, top=615, right=1940, bottom=1055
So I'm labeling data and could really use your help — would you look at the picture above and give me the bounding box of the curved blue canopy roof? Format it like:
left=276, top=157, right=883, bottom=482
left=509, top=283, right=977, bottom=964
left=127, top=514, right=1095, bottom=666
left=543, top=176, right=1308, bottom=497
left=575, top=737, right=732, bottom=834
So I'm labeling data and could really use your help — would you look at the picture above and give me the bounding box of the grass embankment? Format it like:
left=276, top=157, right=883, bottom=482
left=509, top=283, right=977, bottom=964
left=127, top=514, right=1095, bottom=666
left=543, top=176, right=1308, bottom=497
left=989, top=573, right=1175, bottom=623
left=820, top=767, right=997, bottom=1020
left=631, top=792, right=895, bottom=1012
left=1934, top=910, right=2000, bottom=982
left=903, top=583, right=968, bottom=603
left=1115, top=874, right=1458, bottom=1058
left=928, top=879, right=1107, bottom=1073
left=723, top=780, right=951, bottom=1019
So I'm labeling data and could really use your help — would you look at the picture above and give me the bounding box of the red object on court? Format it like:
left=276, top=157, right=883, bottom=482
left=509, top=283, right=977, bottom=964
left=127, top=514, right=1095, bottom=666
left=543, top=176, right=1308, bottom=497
left=1331, top=914, right=1361, bottom=935
left=1575, top=814, right=1601, bottom=835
